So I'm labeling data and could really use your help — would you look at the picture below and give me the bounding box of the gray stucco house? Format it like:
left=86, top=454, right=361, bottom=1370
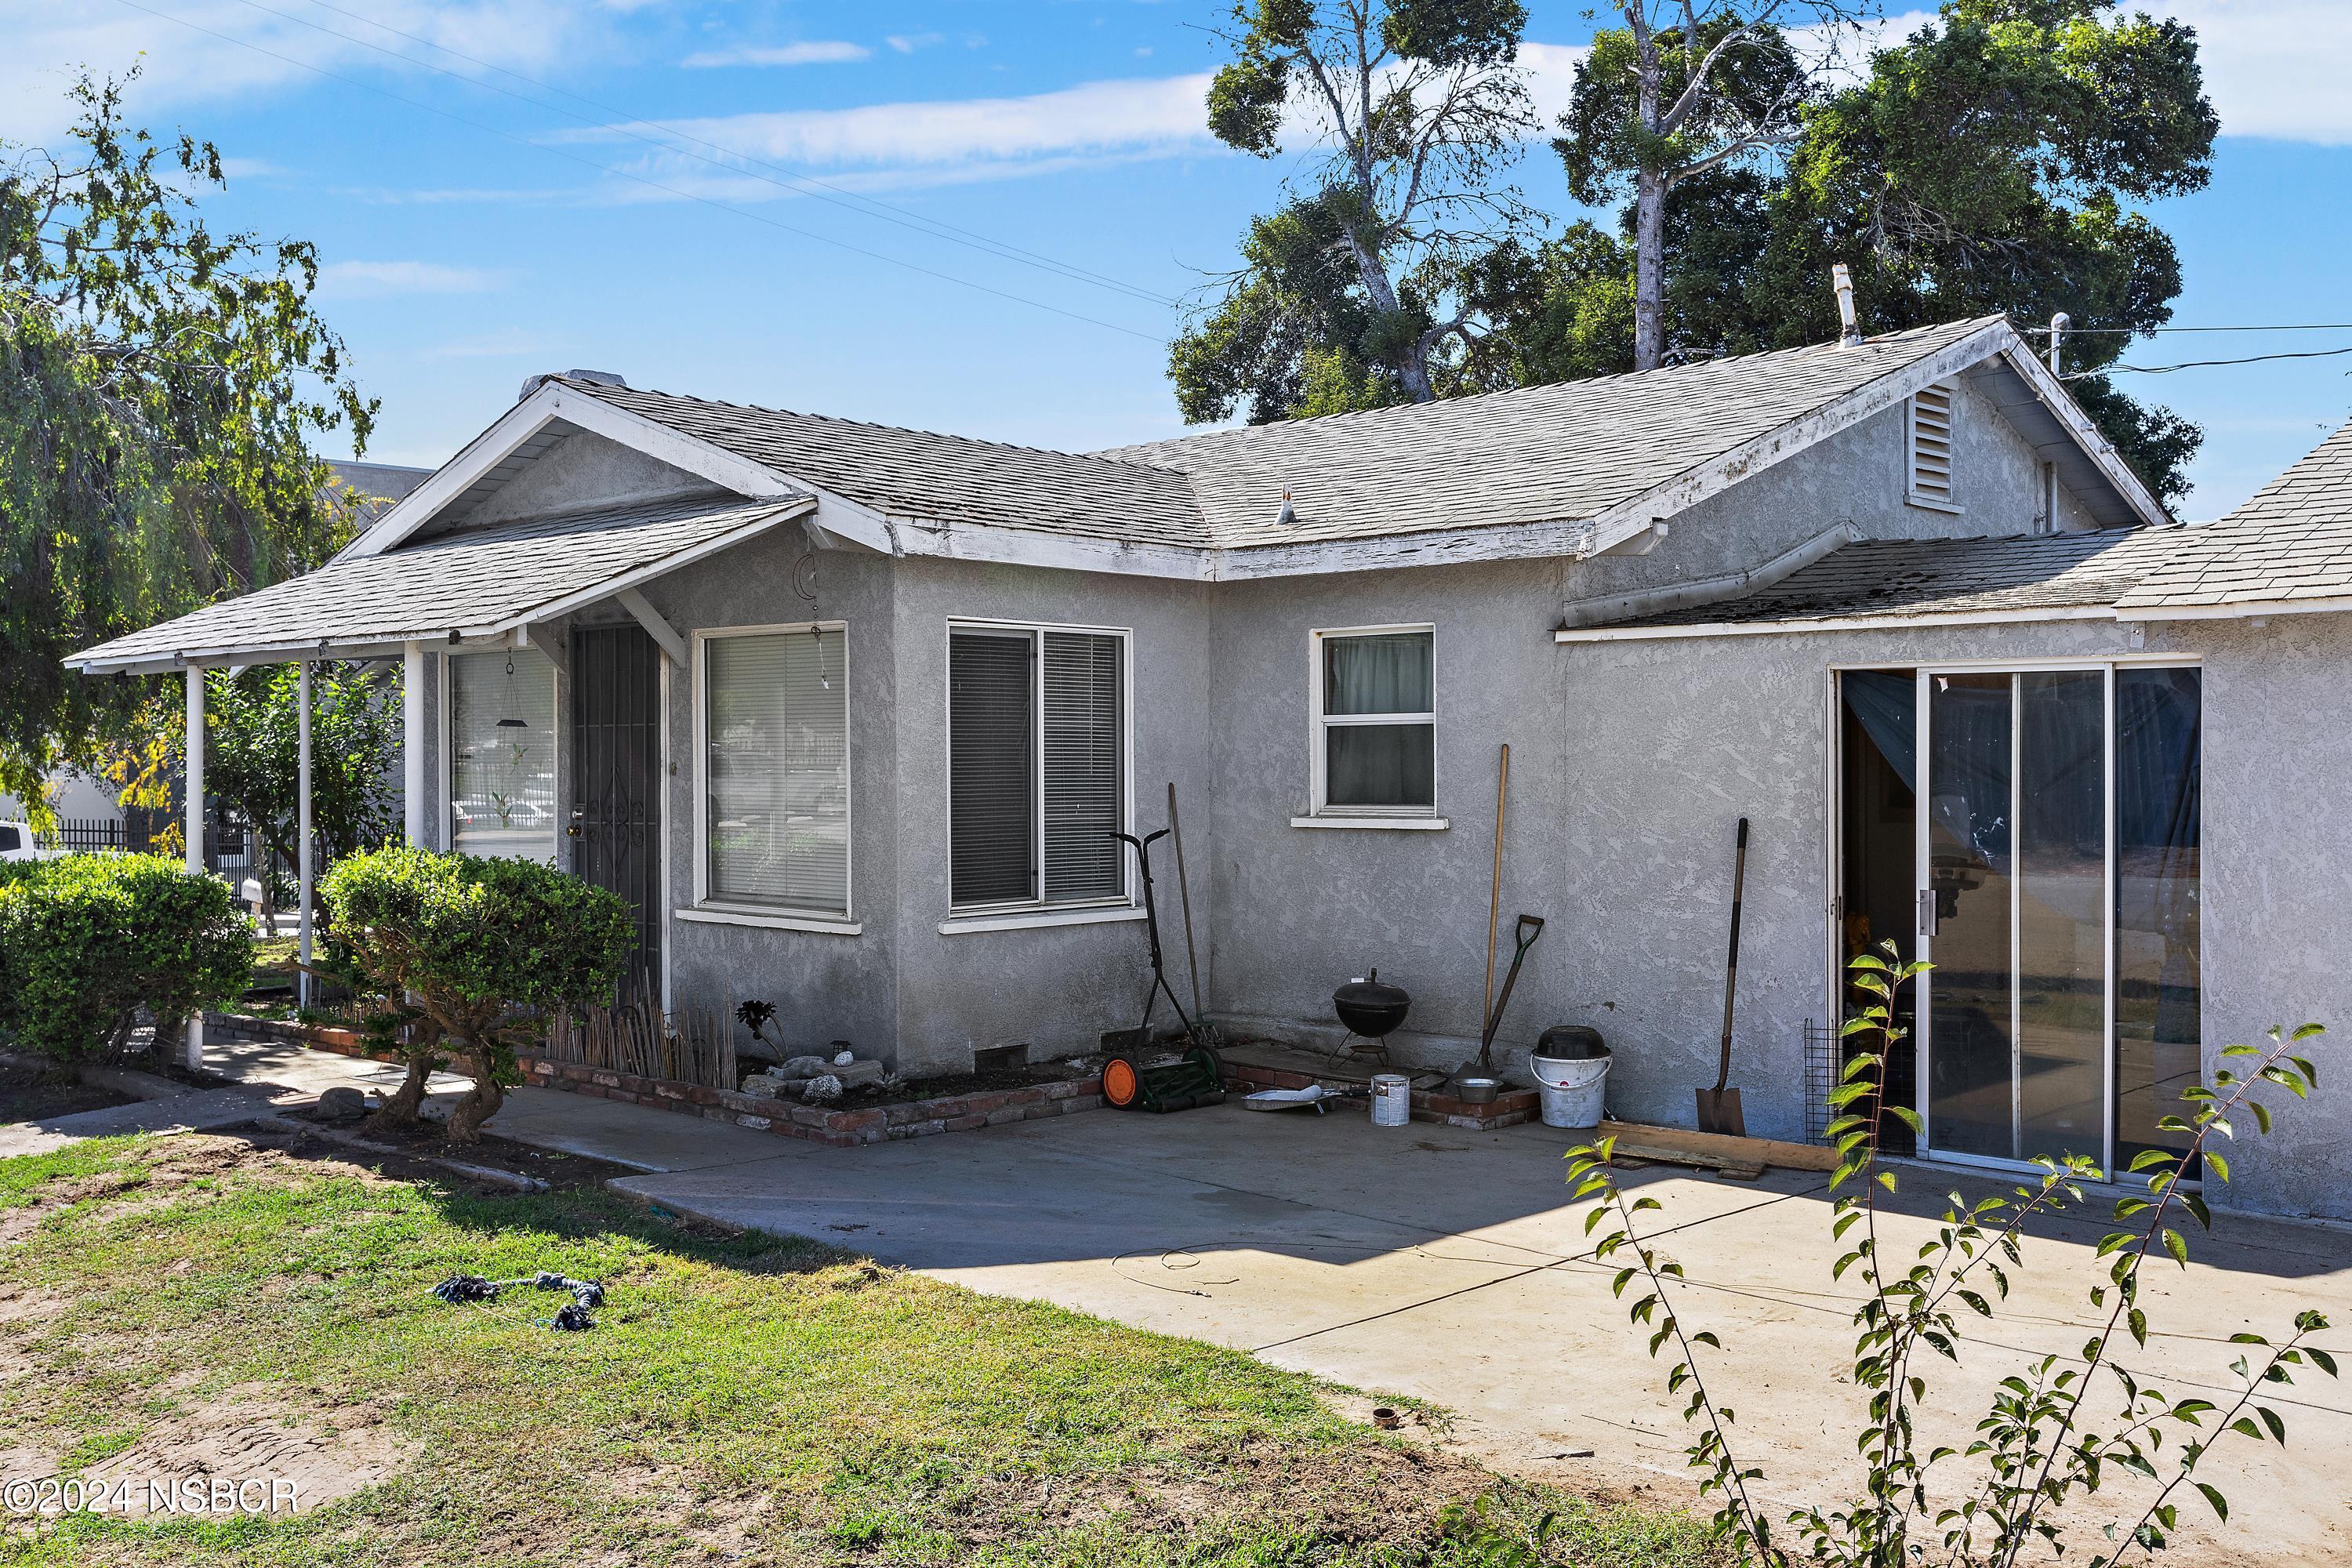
left=71, top=315, right=2352, bottom=1218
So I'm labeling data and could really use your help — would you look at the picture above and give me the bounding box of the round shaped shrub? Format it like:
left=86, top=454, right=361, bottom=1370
left=0, top=855, right=253, bottom=1063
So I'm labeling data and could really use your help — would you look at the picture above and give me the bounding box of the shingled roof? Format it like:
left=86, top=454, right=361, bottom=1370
left=69, top=496, right=810, bottom=671
left=1094, top=318, right=2009, bottom=550
left=2114, top=419, right=2352, bottom=611
left=554, top=316, right=2016, bottom=555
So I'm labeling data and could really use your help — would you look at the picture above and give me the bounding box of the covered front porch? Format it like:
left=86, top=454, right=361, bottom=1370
left=64, top=493, right=815, bottom=1069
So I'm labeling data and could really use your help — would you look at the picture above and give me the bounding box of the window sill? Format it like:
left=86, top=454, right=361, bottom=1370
left=677, top=906, right=862, bottom=936
left=1290, top=815, right=1450, bottom=831
left=938, top=905, right=1145, bottom=936
left=1905, top=493, right=1965, bottom=516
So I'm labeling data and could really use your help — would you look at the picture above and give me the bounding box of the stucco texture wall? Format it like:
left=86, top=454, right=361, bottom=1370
left=882, top=558, right=1218, bottom=1075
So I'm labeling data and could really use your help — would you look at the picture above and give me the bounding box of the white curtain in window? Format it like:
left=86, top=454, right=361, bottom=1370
left=1323, top=632, right=1434, bottom=810
left=450, top=648, right=557, bottom=862
left=706, top=630, right=848, bottom=913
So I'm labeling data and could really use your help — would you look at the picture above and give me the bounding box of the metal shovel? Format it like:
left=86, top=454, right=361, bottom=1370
left=1697, top=818, right=1749, bottom=1137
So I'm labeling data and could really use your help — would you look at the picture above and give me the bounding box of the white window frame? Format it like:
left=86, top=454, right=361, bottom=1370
left=1299, top=622, right=1446, bottom=829
left=943, top=616, right=1135, bottom=923
left=1905, top=381, right=1962, bottom=514
left=688, top=619, right=858, bottom=935
left=444, top=644, right=560, bottom=863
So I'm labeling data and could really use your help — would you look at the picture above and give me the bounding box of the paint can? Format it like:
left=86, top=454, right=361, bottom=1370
left=1370, top=1073, right=1411, bottom=1127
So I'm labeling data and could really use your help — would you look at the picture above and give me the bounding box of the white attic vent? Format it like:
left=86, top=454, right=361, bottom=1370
left=1906, top=381, right=1958, bottom=510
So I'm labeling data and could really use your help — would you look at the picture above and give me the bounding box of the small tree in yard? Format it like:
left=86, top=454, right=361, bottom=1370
left=0, top=855, right=252, bottom=1067
left=321, top=846, right=632, bottom=1142
left=1450, top=947, right=2338, bottom=1566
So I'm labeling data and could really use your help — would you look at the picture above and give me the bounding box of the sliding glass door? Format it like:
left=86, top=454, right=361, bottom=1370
left=1893, top=663, right=2199, bottom=1177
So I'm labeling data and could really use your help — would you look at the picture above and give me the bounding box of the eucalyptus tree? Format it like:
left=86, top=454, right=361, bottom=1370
left=1174, top=0, right=1539, bottom=421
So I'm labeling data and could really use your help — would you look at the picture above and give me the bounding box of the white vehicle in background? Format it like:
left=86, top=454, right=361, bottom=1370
left=0, top=821, right=55, bottom=862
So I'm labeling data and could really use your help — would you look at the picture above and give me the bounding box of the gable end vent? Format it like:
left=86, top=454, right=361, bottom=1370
left=1906, top=381, right=1958, bottom=511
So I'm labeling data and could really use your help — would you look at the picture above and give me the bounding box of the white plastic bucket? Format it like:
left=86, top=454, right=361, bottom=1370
left=1530, top=1052, right=1610, bottom=1129
left=1370, top=1073, right=1411, bottom=1127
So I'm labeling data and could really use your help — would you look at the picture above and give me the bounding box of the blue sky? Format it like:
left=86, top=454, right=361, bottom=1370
left=9, top=0, right=2349, bottom=518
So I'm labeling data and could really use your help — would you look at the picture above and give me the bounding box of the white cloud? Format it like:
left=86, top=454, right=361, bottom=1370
left=0, top=1, right=615, bottom=145
left=316, top=260, right=506, bottom=297
left=885, top=32, right=945, bottom=55
left=570, top=73, right=1218, bottom=193
left=681, top=41, right=872, bottom=69
left=2168, top=1, right=2352, bottom=145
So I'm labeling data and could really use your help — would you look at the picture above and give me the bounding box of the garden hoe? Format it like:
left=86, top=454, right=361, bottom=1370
left=1697, top=817, right=1750, bottom=1136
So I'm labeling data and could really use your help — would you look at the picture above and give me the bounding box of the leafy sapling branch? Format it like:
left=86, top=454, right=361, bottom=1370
left=1552, top=944, right=2336, bottom=1567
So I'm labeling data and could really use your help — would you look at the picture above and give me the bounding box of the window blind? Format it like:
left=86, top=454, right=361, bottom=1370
left=705, top=630, right=848, bottom=913
left=1040, top=631, right=1123, bottom=902
left=450, top=647, right=557, bottom=862
left=949, top=630, right=1035, bottom=906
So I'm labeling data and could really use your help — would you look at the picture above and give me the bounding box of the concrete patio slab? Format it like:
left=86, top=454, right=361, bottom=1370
left=0, top=1083, right=308, bottom=1160
left=597, top=1095, right=2351, bottom=1566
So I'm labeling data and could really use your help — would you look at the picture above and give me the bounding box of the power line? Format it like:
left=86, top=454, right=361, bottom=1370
left=2027, top=322, right=2352, bottom=336
left=236, top=0, right=1183, bottom=311
left=2063, top=343, right=2352, bottom=379
left=103, top=0, right=1171, bottom=347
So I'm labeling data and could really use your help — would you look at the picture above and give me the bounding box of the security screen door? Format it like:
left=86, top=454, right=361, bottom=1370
left=1911, top=665, right=2201, bottom=1178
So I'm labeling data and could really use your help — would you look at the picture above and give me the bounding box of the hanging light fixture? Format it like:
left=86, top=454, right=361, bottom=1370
left=496, top=652, right=528, bottom=728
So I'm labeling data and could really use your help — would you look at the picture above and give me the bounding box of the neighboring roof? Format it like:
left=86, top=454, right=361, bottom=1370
left=1092, top=318, right=2020, bottom=550
left=67, top=496, right=809, bottom=672
left=2114, top=419, right=2352, bottom=612
left=561, top=380, right=1209, bottom=548
left=1584, top=529, right=2183, bottom=635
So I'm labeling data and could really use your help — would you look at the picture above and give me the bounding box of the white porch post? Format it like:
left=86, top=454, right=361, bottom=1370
left=297, top=659, right=314, bottom=1011
left=403, top=641, right=426, bottom=845
left=183, top=668, right=206, bottom=1071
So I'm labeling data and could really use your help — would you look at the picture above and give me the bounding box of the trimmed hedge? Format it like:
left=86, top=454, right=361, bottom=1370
left=0, top=855, right=253, bottom=1062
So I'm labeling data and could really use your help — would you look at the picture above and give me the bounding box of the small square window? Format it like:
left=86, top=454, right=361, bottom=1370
left=1314, top=628, right=1435, bottom=813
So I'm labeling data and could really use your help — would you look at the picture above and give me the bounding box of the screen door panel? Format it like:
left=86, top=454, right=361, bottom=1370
left=1924, top=673, right=2018, bottom=1160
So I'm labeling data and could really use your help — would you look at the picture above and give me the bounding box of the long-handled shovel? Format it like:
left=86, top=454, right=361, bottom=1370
left=1697, top=817, right=1750, bottom=1136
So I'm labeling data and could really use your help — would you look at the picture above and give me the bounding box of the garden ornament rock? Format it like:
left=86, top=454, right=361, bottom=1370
left=316, top=1086, right=368, bottom=1123
left=781, top=1054, right=831, bottom=1078
left=803, top=1073, right=844, bottom=1105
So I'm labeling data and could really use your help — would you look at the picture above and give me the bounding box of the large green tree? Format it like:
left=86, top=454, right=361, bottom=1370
left=1531, top=0, right=2217, bottom=503
left=0, top=72, right=373, bottom=811
left=1172, top=0, right=1539, bottom=422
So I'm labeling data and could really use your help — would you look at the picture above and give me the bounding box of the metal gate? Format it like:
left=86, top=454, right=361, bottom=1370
left=570, top=624, right=662, bottom=997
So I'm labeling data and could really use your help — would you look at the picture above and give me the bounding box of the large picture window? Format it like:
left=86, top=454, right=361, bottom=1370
left=449, top=647, right=557, bottom=862
left=948, top=623, right=1127, bottom=910
left=700, top=626, right=849, bottom=916
left=1312, top=626, right=1435, bottom=815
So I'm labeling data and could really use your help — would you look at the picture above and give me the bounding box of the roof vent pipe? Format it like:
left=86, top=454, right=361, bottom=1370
left=1276, top=487, right=1296, bottom=528
left=1831, top=263, right=1860, bottom=347
left=2048, top=312, right=2069, bottom=376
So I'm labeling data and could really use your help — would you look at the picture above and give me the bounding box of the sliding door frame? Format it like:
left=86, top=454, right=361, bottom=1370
left=1827, top=653, right=2201, bottom=1184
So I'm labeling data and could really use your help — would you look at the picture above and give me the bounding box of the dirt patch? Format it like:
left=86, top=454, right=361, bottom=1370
left=0, top=1061, right=135, bottom=1124
left=24, top=1393, right=411, bottom=1515
left=274, top=1109, right=635, bottom=1192
left=950, top=1435, right=1495, bottom=1552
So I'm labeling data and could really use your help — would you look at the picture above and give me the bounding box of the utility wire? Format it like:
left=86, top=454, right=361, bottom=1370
left=105, top=0, right=1171, bottom=347
left=234, top=0, right=1183, bottom=311
left=2027, top=322, right=2352, bottom=336
left=2063, top=343, right=2352, bottom=379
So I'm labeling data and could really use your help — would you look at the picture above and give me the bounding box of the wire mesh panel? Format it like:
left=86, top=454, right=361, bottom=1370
left=1803, top=1018, right=1837, bottom=1145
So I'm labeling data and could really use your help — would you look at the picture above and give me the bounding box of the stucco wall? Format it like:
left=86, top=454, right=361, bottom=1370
left=2190, top=612, right=2352, bottom=1218
left=640, top=526, right=903, bottom=1063
left=882, top=558, right=1219, bottom=1075
left=453, top=430, right=731, bottom=532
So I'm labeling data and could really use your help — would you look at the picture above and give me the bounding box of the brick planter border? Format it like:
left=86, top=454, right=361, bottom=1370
left=1219, top=1057, right=1540, bottom=1130
left=204, top=1011, right=1106, bottom=1149
left=514, top=1054, right=1105, bottom=1147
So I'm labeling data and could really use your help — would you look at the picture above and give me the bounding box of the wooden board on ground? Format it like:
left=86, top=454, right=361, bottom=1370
left=1593, top=1120, right=1837, bottom=1174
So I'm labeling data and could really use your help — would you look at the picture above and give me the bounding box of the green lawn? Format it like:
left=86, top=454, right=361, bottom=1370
left=0, top=1132, right=1719, bottom=1567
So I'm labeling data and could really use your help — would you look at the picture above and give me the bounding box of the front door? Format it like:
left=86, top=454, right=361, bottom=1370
left=571, top=625, right=663, bottom=998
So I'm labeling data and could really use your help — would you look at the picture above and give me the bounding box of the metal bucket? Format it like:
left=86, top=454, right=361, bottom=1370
left=1370, top=1073, right=1411, bottom=1127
